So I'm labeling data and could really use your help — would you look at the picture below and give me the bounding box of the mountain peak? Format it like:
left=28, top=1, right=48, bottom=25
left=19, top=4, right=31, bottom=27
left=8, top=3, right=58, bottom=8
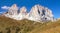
left=7, top=4, right=18, bottom=15
left=20, top=6, right=27, bottom=14
left=11, top=4, right=17, bottom=8
left=2, top=4, right=54, bottom=22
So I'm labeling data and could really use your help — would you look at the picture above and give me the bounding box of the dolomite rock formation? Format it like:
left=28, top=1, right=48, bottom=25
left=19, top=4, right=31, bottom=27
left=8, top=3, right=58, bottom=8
left=8, top=4, right=18, bottom=15
left=17, top=6, right=27, bottom=20
left=4, top=4, right=19, bottom=19
left=28, top=5, right=41, bottom=21
left=3, top=4, right=54, bottom=22
left=28, top=5, right=54, bottom=21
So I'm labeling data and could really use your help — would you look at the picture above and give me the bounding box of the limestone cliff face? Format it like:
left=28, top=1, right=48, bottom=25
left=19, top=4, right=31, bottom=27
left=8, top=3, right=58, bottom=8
left=28, top=5, right=41, bottom=21
left=3, top=4, right=54, bottom=22
left=28, top=4, right=54, bottom=21
left=3, top=4, right=18, bottom=19
left=8, top=4, right=18, bottom=15
left=18, top=6, right=27, bottom=19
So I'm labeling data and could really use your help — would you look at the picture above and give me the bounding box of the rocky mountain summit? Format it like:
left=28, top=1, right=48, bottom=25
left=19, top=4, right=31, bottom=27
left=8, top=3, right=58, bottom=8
left=2, top=4, right=54, bottom=22
left=28, top=5, right=54, bottom=21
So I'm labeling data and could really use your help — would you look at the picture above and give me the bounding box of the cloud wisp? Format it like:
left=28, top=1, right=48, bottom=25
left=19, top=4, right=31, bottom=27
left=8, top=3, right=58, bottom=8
left=1, top=6, right=10, bottom=10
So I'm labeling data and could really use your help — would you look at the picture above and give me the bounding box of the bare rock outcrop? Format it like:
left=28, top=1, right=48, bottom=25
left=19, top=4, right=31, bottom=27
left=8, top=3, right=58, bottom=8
left=3, top=4, right=54, bottom=22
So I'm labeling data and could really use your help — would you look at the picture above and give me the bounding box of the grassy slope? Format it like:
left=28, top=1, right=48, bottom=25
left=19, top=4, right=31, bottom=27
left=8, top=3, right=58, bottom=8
left=0, top=16, right=60, bottom=33
left=29, top=20, right=60, bottom=33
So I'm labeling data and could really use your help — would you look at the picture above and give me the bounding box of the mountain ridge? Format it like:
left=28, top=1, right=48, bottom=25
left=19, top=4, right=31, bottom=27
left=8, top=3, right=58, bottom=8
left=1, top=4, right=54, bottom=22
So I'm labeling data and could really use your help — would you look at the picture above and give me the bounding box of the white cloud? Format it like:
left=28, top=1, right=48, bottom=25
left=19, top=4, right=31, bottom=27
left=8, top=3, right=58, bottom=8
left=1, top=6, right=10, bottom=9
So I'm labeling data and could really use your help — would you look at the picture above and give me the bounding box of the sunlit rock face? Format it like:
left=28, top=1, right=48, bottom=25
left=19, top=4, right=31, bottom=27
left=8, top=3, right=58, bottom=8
left=8, top=4, right=18, bottom=15
left=28, top=4, right=54, bottom=21
left=18, top=6, right=27, bottom=20
left=3, top=4, right=54, bottom=22
left=3, top=4, right=19, bottom=19
left=28, top=5, right=41, bottom=21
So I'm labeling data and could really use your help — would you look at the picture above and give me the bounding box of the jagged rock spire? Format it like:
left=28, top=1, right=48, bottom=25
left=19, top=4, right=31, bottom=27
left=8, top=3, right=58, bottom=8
left=28, top=4, right=41, bottom=21
left=3, top=4, right=54, bottom=22
left=28, top=4, right=54, bottom=21
left=18, top=6, right=27, bottom=19
left=8, top=4, right=18, bottom=15
left=20, top=6, right=27, bottom=14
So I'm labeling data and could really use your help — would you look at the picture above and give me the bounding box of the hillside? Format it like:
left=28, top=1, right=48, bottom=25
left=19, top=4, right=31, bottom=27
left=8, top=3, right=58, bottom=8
left=0, top=16, right=60, bottom=33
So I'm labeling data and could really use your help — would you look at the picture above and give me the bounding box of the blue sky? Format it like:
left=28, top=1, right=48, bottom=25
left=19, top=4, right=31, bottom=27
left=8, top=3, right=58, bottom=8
left=0, top=0, right=60, bottom=18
